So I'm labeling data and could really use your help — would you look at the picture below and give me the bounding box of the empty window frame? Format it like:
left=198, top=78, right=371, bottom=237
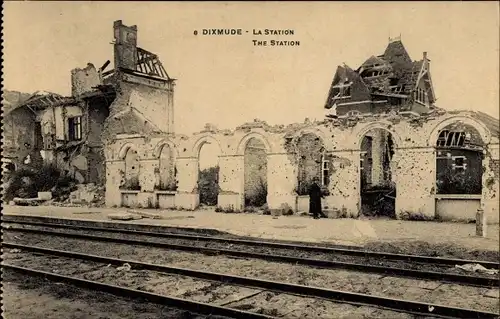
left=332, top=81, right=352, bottom=99
left=321, top=157, right=330, bottom=186
left=68, top=116, right=82, bottom=141
left=452, top=156, right=467, bottom=171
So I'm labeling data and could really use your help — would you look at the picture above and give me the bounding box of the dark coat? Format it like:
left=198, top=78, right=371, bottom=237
left=308, top=182, right=323, bottom=216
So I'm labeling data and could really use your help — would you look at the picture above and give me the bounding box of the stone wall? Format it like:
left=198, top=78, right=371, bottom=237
left=3, top=107, right=38, bottom=167
left=71, top=63, right=101, bottom=97
left=103, top=112, right=499, bottom=222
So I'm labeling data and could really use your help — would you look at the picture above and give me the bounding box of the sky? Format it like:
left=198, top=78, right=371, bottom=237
left=4, top=1, right=499, bottom=142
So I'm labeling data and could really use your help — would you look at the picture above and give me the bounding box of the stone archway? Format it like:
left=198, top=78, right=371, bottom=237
left=296, top=133, right=327, bottom=195
left=428, top=116, right=491, bottom=147
left=243, top=137, right=268, bottom=208
left=158, top=144, right=176, bottom=191
left=358, top=128, right=397, bottom=217
left=122, top=146, right=140, bottom=190
left=153, top=140, right=178, bottom=191
left=194, top=136, right=222, bottom=207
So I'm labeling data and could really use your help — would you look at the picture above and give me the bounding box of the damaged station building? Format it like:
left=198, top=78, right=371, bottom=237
left=3, top=21, right=499, bottom=223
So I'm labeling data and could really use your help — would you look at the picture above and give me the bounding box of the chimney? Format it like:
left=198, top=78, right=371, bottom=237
left=113, top=20, right=138, bottom=70
left=423, top=51, right=428, bottom=60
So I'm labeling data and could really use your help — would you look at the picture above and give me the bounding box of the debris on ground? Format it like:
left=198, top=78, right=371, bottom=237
left=67, top=184, right=106, bottom=207
left=107, top=213, right=143, bottom=221
left=116, top=263, right=131, bottom=271
left=455, top=263, right=499, bottom=275
left=127, top=209, right=163, bottom=219
left=12, top=197, right=46, bottom=206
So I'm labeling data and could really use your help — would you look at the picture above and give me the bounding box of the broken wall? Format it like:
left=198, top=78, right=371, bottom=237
left=3, top=107, right=39, bottom=167
left=71, top=63, right=101, bottom=97
left=102, top=74, right=174, bottom=145
left=103, top=110, right=498, bottom=222
left=39, top=105, right=83, bottom=143
left=87, top=100, right=111, bottom=147
left=125, top=80, right=175, bottom=134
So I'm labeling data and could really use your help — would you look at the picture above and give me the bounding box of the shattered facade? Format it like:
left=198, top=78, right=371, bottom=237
left=5, top=22, right=499, bottom=223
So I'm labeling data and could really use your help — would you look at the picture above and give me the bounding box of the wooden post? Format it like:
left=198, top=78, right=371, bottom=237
left=476, top=209, right=487, bottom=237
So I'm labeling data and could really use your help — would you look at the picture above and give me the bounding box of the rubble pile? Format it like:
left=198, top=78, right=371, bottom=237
left=41, top=183, right=106, bottom=207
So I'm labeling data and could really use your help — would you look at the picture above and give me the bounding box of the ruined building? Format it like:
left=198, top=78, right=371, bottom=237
left=5, top=22, right=499, bottom=223
left=3, top=20, right=174, bottom=186
left=325, top=37, right=435, bottom=118
left=2, top=90, right=33, bottom=172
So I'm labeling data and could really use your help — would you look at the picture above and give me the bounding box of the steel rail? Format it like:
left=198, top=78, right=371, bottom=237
left=3, top=243, right=499, bottom=319
left=4, top=226, right=498, bottom=288
left=2, top=263, right=273, bottom=319
left=3, top=216, right=498, bottom=269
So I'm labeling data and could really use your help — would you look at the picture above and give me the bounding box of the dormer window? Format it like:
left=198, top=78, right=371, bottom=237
left=332, top=81, right=352, bottom=99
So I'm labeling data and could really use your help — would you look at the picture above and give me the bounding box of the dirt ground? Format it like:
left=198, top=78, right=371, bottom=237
left=4, top=205, right=499, bottom=251
left=2, top=270, right=217, bottom=319
left=4, top=232, right=499, bottom=316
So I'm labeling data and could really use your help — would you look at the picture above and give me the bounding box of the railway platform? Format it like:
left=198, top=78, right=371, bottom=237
left=2, top=204, right=499, bottom=252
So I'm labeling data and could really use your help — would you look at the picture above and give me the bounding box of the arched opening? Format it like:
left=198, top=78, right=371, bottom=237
left=123, top=147, right=140, bottom=190
left=244, top=138, right=268, bottom=208
left=197, top=141, right=221, bottom=207
left=296, top=133, right=328, bottom=195
left=435, top=123, right=484, bottom=195
left=157, top=144, right=176, bottom=191
left=360, top=128, right=396, bottom=217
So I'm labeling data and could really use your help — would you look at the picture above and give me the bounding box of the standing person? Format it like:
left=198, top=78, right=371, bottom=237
left=309, top=177, right=327, bottom=219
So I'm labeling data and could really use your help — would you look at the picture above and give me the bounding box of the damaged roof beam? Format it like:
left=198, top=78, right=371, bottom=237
left=137, top=54, right=158, bottom=65
left=159, top=65, right=168, bottom=78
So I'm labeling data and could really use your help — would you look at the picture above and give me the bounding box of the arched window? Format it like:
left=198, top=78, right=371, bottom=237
left=124, top=148, right=140, bottom=190
left=435, top=123, right=483, bottom=195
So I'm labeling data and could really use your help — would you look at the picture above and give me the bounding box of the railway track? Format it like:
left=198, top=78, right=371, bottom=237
left=3, top=218, right=499, bottom=289
left=3, top=264, right=271, bottom=319
left=3, top=244, right=499, bottom=318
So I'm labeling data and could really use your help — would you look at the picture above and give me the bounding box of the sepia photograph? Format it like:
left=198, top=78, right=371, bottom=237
left=1, top=1, right=499, bottom=318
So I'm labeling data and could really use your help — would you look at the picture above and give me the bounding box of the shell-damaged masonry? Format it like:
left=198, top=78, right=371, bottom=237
left=3, top=21, right=499, bottom=223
